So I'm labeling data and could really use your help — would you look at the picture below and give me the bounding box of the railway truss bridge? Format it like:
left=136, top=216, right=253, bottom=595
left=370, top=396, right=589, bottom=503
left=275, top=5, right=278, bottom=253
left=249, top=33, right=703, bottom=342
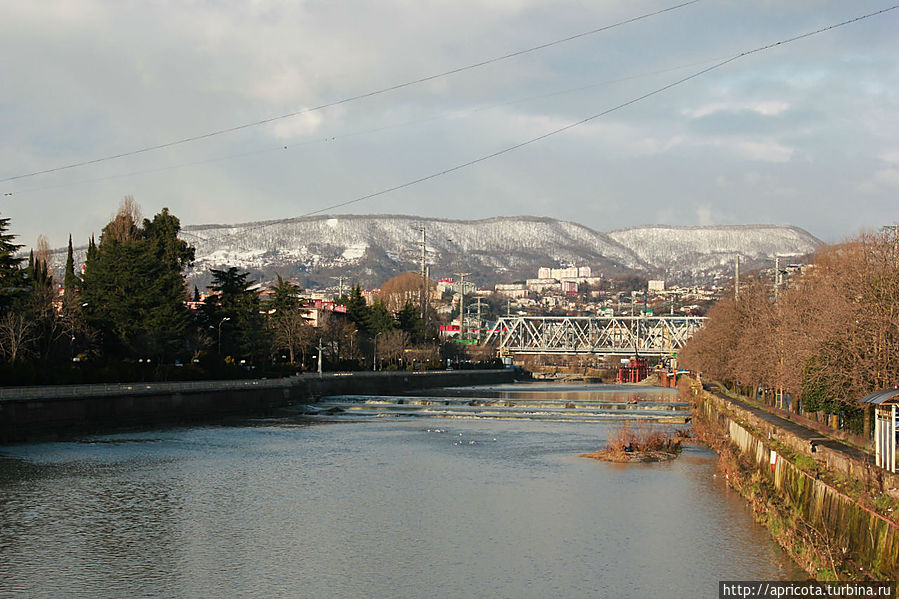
left=482, top=316, right=706, bottom=357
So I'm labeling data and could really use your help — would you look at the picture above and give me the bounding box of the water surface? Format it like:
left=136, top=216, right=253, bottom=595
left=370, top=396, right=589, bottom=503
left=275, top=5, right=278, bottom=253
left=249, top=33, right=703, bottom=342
left=0, top=384, right=802, bottom=598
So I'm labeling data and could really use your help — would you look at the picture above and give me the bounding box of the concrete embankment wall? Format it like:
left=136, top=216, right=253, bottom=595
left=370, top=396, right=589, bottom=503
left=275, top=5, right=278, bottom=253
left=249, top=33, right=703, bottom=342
left=0, top=369, right=516, bottom=444
left=696, top=389, right=899, bottom=578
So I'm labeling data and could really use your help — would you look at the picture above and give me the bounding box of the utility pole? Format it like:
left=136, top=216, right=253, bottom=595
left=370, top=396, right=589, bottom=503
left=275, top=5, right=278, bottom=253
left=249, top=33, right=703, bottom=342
left=456, top=272, right=470, bottom=341
left=330, top=276, right=346, bottom=300
left=774, top=256, right=781, bottom=302
left=734, top=255, right=740, bottom=302
left=416, top=226, right=427, bottom=321
left=468, top=297, right=487, bottom=343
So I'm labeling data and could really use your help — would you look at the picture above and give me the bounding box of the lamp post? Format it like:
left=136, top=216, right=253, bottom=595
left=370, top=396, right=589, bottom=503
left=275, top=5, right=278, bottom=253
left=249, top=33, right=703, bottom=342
left=373, top=331, right=383, bottom=371
left=218, top=317, right=231, bottom=355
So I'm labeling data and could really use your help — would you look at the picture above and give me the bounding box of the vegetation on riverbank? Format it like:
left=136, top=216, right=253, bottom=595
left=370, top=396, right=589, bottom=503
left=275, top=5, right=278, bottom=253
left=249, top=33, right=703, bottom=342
left=580, top=422, right=687, bottom=463
left=679, top=226, right=899, bottom=437
left=0, top=199, right=500, bottom=386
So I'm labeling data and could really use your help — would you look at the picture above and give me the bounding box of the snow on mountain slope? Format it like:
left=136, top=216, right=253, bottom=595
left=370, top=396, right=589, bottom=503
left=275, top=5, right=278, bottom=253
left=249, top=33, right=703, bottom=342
left=54, top=216, right=823, bottom=288
left=608, top=225, right=822, bottom=275
left=180, top=215, right=647, bottom=285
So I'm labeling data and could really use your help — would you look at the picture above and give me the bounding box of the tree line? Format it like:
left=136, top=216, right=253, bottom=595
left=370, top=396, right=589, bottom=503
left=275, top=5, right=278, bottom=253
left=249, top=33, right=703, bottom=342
left=0, top=199, right=487, bottom=385
left=679, top=227, right=899, bottom=436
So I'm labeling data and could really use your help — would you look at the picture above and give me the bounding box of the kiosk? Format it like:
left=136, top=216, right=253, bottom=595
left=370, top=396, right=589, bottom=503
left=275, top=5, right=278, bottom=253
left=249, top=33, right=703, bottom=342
left=861, top=389, right=899, bottom=473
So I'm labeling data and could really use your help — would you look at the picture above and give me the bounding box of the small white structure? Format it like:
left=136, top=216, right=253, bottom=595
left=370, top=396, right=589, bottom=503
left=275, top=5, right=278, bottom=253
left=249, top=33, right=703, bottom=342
left=648, top=280, right=665, bottom=292
left=861, top=389, right=899, bottom=473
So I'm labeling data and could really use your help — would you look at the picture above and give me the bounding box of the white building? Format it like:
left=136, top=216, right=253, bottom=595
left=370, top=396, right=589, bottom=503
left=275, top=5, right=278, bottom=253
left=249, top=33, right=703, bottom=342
left=495, top=283, right=528, bottom=299
left=537, top=266, right=592, bottom=280
left=526, top=278, right=560, bottom=293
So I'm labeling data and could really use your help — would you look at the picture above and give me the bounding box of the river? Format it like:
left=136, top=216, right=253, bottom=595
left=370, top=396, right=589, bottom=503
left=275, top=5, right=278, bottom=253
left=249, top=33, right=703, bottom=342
left=0, top=383, right=803, bottom=598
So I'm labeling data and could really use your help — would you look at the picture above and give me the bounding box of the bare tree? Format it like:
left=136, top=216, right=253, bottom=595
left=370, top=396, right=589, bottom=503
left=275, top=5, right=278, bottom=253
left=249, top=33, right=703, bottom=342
left=35, top=234, right=53, bottom=269
left=377, top=329, right=410, bottom=367
left=379, top=272, right=436, bottom=312
left=104, top=196, right=142, bottom=244
left=0, top=313, right=37, bottom=363
left=270, top=310, right=315, bottom=364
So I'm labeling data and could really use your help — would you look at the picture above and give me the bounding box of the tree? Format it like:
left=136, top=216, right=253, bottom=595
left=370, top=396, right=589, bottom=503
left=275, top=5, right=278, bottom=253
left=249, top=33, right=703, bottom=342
left=319, top=313, right=359, bottom=364
left=396, top=300, right=425, bottom=343
left=376, top=329, right=409, bottom=367
left=366, top=300, right=395, bottom=336
left=681, top=229, right=899, bottom=434
left=206, top=266, right=267, bottom=361
left=64, top=234, right=81, bottom=298
left=266, top=275, right=311, bottom=364
left=0, top=312, right=36, bottom=363
left=0, top=215, right=26, bottom=315
left=82, top=199, right=194, bottom=361
left=344, top=284, right=371, bottom=334
left=380, top=272, right=435, bottom=312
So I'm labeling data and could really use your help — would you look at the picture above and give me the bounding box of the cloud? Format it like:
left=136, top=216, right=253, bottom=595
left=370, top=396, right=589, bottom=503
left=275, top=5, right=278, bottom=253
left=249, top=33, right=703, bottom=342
left=0, top=0, right=896, bottom=248
left=858, top=168, right=899, bottom=193
left=683, top=101, right=790, bottom=119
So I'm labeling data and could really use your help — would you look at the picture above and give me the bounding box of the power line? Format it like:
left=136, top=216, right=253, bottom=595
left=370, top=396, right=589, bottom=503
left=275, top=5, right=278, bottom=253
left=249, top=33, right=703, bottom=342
left=186, top=4, right=898, bottom=246
left=296, top=8, right=899, bottom=216
left=4, top=55, right=726, bottom=197
left=0, top=0, right=700, bottom=184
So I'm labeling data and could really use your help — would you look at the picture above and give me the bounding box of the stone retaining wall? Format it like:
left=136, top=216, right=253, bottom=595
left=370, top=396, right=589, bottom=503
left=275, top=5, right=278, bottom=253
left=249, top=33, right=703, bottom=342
left=696, top=390, right=899, bottom=578
left=0, top=369, right=516, bottom=444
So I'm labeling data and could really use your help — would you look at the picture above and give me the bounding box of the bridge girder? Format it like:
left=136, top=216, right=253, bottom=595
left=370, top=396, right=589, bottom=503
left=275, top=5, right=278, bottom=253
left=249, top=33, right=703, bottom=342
left=483, top=316, right=706, bottom=356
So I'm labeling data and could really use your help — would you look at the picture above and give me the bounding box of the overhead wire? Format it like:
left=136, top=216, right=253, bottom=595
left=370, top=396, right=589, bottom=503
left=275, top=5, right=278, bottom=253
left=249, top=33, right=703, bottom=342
left=0, top=0, right=700, bottom=184
left=182, top=4, right=899, bottom=245
left=4, top=55, right=729, bottom=197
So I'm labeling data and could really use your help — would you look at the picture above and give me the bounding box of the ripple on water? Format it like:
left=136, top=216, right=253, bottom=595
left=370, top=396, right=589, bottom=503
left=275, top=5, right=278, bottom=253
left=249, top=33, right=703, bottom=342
left=0, top=386, right=804, bottom=598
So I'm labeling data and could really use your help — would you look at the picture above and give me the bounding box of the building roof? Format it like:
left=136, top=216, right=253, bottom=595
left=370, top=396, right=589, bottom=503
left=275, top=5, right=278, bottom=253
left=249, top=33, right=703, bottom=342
left=859, top=388, right=899, bottom=406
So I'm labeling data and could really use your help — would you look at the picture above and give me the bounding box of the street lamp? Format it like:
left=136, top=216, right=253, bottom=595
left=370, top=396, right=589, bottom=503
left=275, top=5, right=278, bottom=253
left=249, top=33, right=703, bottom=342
left=373, top=331, right=383, bottom=371
left=218, top=317, right=231, bottom=355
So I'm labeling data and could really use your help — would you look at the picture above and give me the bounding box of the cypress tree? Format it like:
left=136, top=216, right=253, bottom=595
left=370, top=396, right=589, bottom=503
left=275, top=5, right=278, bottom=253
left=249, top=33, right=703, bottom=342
left=64, top=234, right=80, bottom=293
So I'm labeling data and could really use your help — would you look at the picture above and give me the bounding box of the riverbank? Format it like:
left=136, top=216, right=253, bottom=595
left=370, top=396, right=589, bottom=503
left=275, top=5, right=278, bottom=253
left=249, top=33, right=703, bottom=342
left=683, top=376, right=899, bottom=580
left=0, top=369, right=516, bottom=444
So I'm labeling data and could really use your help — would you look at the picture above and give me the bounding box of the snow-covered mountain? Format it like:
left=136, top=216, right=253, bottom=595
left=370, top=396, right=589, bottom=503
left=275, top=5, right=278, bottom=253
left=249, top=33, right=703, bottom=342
left=608, top=224, right=821, bottom=281
left=177, top=215, right=821, bottom=287
left=179, top=215, right=646, bottom=288
left=54, top=215, right=821, bottom=288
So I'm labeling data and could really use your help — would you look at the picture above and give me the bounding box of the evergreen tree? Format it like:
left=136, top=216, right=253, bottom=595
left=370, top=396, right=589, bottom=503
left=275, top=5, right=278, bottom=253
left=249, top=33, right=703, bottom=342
left=267, top=274, right=303, bottom=313
left=63, top=234, right=80, bottom=295
left=82, top=203, right=194, bottom=361
left=344, top=284, right=371, bottom=334
left=206, top=267, right=267, bottom=360
left=0, top=215, right=26, bottom=314
left=365, top=300, right=395, bottom=335
left=396, top=300, right=424, bottom=342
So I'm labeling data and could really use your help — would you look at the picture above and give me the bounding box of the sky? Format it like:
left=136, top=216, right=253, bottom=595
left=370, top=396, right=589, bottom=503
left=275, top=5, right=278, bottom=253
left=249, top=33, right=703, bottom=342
left=1, top=0, right=897, bottom=251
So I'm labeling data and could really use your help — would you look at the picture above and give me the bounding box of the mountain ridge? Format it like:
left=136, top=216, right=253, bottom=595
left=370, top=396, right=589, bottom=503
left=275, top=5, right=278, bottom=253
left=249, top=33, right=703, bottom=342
left=179, top=215, right=821, bottom=288
left=55, top=215, right=822, bottom=288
